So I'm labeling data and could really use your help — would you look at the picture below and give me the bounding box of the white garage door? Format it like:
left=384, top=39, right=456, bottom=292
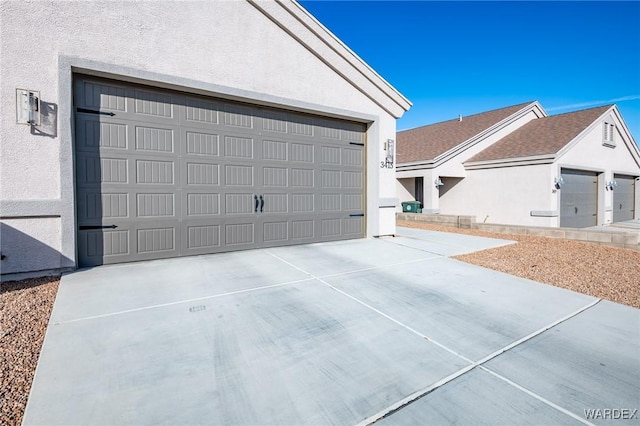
left=613, top=174, right=636, bottom=222
left=560, top=169, right=598, bottom=228
left=75, top=77, right=366, bottom=267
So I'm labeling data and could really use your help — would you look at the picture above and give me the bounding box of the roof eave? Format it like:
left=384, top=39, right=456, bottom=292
left=464, top=154, right=557, bottom=169
left=248, top=0, right=412, bottom=118
left=396, top=159, right=436, bottom=170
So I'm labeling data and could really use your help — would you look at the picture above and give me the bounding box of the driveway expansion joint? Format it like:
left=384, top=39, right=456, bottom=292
left=52, top=277, right=317, bottom=325
left=360, top=298, right=602, bottom=425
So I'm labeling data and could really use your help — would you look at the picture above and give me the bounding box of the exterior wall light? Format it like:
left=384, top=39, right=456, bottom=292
left=434, top=178, right=444, bottom=188
left=554, top=177, right=565, bottom=189
left=606, top=180, right=618, bottom=190
left=16, top=89, right=40, bottom=126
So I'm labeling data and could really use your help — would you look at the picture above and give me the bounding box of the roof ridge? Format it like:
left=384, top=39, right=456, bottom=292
left=544, top=104, right=612, bottom=119
left=399, top=100, right=536, bottom=132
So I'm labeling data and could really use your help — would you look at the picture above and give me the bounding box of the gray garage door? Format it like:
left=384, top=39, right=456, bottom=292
left=560, top=169, right=598, bottom=228
left=75, top=77, right=365, bottom=267
left=613, top=174, right=636, bottom=222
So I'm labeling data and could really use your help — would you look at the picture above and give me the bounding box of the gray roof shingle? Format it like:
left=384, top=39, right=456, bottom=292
left=396, top=101, right=535, bottom=163
left=466, top=105, right=611, bottom=163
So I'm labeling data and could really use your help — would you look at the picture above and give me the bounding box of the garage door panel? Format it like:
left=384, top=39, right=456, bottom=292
left=75, top=80, right=131, bottom=113
left=78, top=229, right=131, bottom=267
left=560, top=169, right=598, bottom=228
left=184, top=192, right=221, bottom=217
left=292, top=220, right=315, bottom=240
left=76, top=154, right=130, bottom=185
left=133, top=89, right=174, bottom=119
left=262, top=193, right=288, bottom=213
left=76, top=115, right=129, bottom=151
left=134, top=125, right=175, bottom=154
left=224, top=193, right=256, bottom=215
left=184, top=97, right=220, bottom=125
left=75, top=76, right=365, bottom=267
left=262, top=139, right=288, bottom=161
left=613, top=175, right=636, bottom=222
left=343, top=217, right=364, bottom=236
left=186, top=162, right=221, bottom=186
left=135, top=192, right=176, bottom=218
left=224, top=165, right=254, bottom=186
left=224, top=223, right=255, bottom=246
left=290, top=143, right=315, bottom=163
left=184, top=131, right=220, bottom=157
left=77, top=192, right=130, bottom=222
left=291, top=193, right=314, bottom=213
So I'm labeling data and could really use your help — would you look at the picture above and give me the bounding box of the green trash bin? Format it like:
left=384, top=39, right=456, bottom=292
left=401, top=201, right=422, bottom=213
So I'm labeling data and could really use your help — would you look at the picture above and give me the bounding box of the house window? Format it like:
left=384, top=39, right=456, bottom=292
left=603, top=122, right=615, bottom=147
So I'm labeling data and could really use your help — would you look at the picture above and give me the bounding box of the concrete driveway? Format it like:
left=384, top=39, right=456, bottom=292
left=24, top=228, right=639, bottom=425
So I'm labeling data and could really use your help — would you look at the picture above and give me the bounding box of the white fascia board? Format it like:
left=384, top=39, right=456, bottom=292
left=611, top=106, right=640, bottom=167
left=248, top=0, right=412, bottom=118
left=465, top=154, right=556, bottom=170
left=396, top=160, right=436, bottom=171
left=433, top=101, right=544, bottom=167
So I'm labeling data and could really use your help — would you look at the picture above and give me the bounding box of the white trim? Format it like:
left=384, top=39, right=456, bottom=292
left=248, top=0, right=411, bottom=118
left=556, top=106, right=640, bottom=168
left=465, top=154, right=557, bottom=169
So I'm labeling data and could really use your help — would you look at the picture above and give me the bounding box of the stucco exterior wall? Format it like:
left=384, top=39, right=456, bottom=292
left=556, top=111, right=640, bottom=224
left=438, top=164, right=555, bottom=227
left=0, top=0, right=404, bottom=276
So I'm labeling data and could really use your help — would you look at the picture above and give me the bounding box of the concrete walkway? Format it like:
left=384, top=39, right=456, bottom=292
left=23, top=228, right=639, bottom=425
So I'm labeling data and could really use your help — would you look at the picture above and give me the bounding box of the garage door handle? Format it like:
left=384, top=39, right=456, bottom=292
left=575, top=207, right=578, bottom=214
left=254, top=195, right=259, bottom=213
left=260, top=195, right=264, bottom=213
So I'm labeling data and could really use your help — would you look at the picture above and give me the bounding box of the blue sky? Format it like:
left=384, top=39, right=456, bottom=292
left=300, top=1, right=640, bottom=142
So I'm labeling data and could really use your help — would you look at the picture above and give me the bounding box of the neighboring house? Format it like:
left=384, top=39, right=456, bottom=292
left=397, top=102, right=640, bottom=228
left=0, top=0, right=410, bottom=280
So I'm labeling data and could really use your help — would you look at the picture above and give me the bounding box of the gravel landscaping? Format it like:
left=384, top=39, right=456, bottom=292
left=2, top=225, right=639, bottom=425
left=399, top=220, right=640, bottom=309
left=1, top=276, right=59, bottom=426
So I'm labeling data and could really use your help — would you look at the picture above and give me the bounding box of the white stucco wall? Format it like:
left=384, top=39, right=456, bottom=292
left=438, top=164, right=556, bottom=227
left=0, top=0, right=405, bottom=276
left=556, top=112, right=640, bottom=224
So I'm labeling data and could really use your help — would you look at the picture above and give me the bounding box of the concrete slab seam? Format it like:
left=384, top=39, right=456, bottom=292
left=52, top=277, right=316, bottom=325
left=265, top=250, right=604, bottom=426
left=364, top=299, right=602, bottom=425
left=354, top=364, right=478, bottom=426
left=478, top=366, right=597, bottom=426
left=265, top=251, right=444, bottom=343
left=473, top=298, right=602, bottom=366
